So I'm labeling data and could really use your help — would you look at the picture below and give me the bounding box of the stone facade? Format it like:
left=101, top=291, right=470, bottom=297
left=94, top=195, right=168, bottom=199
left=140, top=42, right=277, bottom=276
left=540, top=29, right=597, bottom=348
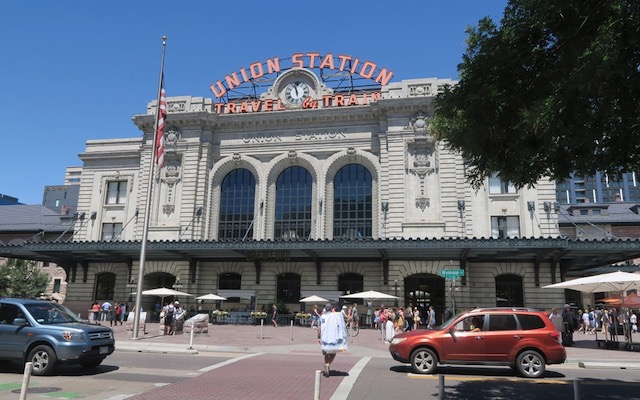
left=63, top=72, right=565, bottom=318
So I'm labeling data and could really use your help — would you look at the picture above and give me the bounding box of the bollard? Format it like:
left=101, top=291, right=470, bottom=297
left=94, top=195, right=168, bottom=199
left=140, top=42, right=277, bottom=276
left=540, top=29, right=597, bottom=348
left=439, top=375, right=445, bottom=399
left=19, top=362, right=32, bottom=400
left=188, top=321, right=195, bottom=350
left=573, top=378, right=581, bottom=400
left=314, top=369, right=321, bottom=400
left=290, top=320, right=294, bottom=341
left=260, top=318, right=264, bottom=339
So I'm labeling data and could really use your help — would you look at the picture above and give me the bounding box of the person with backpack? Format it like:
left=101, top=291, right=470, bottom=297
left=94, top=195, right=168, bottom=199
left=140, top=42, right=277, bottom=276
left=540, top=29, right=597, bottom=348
left=163, top=302, right=175, bottom=335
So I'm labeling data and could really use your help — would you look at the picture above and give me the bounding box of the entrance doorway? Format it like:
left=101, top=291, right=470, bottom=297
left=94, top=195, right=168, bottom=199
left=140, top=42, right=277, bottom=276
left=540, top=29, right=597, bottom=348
left=404, top=273, right=446, bottom=325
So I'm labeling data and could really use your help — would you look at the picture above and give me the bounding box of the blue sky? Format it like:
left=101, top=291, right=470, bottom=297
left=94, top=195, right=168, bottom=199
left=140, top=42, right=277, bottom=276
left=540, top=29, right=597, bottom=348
left=0, top=1, right=508, bottom=205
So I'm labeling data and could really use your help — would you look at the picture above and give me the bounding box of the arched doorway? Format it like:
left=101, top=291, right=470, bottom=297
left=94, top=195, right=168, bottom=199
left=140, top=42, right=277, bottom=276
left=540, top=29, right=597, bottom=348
left=405, top=273, right=446, bottom=325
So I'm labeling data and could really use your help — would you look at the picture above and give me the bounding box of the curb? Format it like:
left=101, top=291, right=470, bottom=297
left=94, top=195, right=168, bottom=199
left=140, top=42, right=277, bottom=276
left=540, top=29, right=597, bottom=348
left=579, top=361, right=640, bottom=370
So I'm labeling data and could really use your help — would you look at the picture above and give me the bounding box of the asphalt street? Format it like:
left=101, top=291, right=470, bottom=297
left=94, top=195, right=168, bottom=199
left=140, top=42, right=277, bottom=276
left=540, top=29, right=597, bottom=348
left=1, top=322, right=639, bottom=399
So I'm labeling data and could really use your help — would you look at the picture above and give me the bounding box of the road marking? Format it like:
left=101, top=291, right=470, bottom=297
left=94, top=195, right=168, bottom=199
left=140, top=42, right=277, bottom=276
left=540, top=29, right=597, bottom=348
left=199, top=352, right=262, bottom=372
left=330, top=357, right=371, bottom=400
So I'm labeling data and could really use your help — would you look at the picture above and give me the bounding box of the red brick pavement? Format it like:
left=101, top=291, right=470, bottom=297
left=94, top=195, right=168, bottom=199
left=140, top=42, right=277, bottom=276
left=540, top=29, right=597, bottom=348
left=127, top=353, right=359, bottom=400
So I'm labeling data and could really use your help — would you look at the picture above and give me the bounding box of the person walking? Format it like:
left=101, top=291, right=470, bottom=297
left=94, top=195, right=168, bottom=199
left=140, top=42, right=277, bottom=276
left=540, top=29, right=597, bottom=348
left=413, top=307, right=421, bottom=330
left=311, top=304, right=321, bottom=329
left=561, top=304, right=575, bottom=345
left=271, top=304, right=278, bottom=327
left=317, top=303, right=347, bottom=377
left=427, top=305, right=436, bottom=329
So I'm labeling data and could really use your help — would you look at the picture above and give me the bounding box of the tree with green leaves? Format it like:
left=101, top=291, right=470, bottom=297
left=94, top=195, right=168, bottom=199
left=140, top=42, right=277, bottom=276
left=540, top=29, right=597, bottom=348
left=431, top=0, right=640, bottom=188
left=0, top=258, right=50, bottom=298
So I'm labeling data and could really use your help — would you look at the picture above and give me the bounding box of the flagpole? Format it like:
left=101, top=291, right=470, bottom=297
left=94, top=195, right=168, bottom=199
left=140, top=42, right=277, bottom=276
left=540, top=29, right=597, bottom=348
left=132, top=36, right=167, bottom=339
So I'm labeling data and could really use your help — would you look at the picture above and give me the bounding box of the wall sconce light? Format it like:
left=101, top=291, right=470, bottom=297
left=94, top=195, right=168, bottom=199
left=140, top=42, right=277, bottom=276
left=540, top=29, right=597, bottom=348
left=260, top=201, right=264, bottom=210
left=553, top=202, right=560, bottom=213
left=319, top=198, right=323, bottom=208
left=457, top=200, right=465, bottom=210
left=79, top=212, right=86, bottom=220
left=527, top=201, right=535, bottom=211
left=543, top=202, right=551, bottom=212
left=195, top=207, right=203, bottom=216
left=90, top=212, right=97, bottom=220
left=381, top=202, right=389, bottom=213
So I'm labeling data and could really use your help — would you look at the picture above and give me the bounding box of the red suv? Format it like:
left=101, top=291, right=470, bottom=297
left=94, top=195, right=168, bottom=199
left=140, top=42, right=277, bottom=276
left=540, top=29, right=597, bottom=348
left=389, top=308, right=566, bottom=378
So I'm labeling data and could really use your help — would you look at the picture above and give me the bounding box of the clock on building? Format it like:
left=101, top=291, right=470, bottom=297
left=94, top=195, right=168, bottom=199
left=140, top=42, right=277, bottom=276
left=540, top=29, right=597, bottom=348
left=284, top=81, right=310, bottom=105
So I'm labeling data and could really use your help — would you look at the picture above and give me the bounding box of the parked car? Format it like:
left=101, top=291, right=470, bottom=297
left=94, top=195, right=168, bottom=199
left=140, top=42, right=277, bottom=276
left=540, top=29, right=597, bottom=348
left=389, top=307, right=566, bottom=378
left=0, top=298, right=115, bottom=375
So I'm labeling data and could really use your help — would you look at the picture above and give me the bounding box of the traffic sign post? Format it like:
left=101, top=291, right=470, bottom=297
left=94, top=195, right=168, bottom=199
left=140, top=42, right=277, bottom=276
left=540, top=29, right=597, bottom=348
left=439, top=269, right=465, bottom=279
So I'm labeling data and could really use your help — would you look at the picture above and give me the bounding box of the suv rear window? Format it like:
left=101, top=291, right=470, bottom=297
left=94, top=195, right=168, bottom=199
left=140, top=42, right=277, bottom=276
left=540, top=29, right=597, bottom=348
left=517, top=314, right=546, bottom=330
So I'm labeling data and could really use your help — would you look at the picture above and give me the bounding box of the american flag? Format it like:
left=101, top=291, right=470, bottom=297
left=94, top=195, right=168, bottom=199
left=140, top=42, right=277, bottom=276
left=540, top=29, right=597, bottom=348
left=155, top=75, right=167, bottom=168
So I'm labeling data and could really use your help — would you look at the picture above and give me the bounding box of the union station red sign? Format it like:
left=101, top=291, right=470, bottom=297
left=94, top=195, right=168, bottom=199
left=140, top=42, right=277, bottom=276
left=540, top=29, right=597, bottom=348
left=210, top=52, right=393, bottom=115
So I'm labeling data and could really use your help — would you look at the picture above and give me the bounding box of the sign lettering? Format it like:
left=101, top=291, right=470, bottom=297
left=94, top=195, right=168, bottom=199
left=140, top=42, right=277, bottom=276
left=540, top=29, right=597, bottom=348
left=210, top=52, right=394, bottom=99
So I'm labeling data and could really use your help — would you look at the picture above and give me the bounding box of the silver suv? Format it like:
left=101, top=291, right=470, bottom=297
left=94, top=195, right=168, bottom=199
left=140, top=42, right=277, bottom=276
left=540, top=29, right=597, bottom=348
left=0, top=298, right=115, bottom=375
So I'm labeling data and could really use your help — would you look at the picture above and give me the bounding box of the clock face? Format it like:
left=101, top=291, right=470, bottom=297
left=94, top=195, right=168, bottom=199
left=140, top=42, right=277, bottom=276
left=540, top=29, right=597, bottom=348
left=284, top=81, right=310, bottom=104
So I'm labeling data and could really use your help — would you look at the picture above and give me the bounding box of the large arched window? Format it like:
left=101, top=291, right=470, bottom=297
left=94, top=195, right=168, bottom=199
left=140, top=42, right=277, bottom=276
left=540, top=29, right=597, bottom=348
left=94, top=272, right=116, bottom=300
left=219, top=168, right=256, bottom=239
left=495, top=274, right=524, bottom=307
left=333, top=164, right=372, bottom=238
left=276, top=273, right=301, bottom=303
left=275, top=166, right=312, bottom=239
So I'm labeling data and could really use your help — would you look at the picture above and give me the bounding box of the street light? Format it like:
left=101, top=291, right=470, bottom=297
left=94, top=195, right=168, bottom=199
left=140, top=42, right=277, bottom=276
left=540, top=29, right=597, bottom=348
left=394, top=279, right=399, bottom=307
left=172, top=277, right=183, bottom=302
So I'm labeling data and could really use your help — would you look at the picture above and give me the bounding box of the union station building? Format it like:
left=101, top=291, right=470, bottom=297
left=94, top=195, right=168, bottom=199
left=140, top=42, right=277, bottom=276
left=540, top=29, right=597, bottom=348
left=3, top=53, right=640, bottom=321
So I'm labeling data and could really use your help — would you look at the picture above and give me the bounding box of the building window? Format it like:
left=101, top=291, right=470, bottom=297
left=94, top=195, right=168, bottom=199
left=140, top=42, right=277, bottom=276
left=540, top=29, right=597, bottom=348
left=495, top=274, right=524, bottom=307
left=101, top=223, right=122, bottom=241
left=95, top=272, right=116, bottom=300
left=219, top=169, right=256, bottom=239
left=488, top=173, right=516, bottom=194
left=274, top=166, right=312, bottom=239
left=333, top=164, right=373, bottom=238
left=105, top=181, right=127, bottom=205
left=491, top=216, right=520, bottom=238
left=53, top=279, right=61, bottom=293
left=218, top=273, right=241, bottom=290
left=338, top=273, right=364, bottom=304
left=276, top=273, right=301, bottom=303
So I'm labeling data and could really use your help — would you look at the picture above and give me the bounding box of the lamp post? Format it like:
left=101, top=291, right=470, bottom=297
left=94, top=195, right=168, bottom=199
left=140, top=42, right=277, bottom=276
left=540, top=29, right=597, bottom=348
left=394, top=279, right=399, bottom=307
left=172, top=277, right=183, bottom=302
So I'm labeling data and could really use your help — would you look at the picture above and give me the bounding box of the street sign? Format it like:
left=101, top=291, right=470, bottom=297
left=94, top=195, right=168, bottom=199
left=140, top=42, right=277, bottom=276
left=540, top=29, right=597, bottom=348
left=440, top=269, right=465, bottom=279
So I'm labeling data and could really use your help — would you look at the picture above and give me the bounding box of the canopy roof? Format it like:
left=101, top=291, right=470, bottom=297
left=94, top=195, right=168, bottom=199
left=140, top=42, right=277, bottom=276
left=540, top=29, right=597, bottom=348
left=1, top=237, right=639, bottom=275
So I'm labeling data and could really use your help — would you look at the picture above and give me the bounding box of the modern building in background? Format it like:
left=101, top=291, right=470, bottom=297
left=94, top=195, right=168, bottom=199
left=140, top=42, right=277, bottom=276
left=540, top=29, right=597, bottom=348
left=556, top=172, right=640, bottom=204
left=1, top=53, right=639, bottom=319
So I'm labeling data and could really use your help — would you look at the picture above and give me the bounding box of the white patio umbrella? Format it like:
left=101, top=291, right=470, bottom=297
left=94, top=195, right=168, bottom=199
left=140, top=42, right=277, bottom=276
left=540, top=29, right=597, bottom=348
left=544, top=270, right=640, bottom=344
left=141, top=287, right=193, bottom=307
left=299, top=295, right=329, bottom=303
left=543, top=271, right=640, bottom=294
left=196, top=293, right=228, bottom=301
left=341, top=290, right=399, bottom=300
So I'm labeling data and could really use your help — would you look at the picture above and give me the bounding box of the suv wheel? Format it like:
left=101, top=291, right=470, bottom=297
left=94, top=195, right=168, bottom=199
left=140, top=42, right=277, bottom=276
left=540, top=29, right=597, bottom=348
left=410, top=347, right=438, bottom=374
left=28, top=345, right=57, bottom=376
left=516, top=350, right=545, bottom=378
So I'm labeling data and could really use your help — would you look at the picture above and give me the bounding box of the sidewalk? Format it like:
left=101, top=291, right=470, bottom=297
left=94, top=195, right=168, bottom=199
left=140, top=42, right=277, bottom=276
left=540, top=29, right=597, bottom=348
left=110, top=321, right=640, bottom=366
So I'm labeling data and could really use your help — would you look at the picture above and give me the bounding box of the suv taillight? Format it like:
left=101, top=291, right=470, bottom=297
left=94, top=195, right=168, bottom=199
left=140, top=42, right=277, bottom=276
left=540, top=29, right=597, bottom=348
left=549, top=331, right=560, bottom=340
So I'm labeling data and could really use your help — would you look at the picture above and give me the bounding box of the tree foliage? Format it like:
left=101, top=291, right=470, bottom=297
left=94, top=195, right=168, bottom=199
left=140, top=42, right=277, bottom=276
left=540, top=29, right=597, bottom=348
left=0, top=258, right=50, bottom=298
left=431, top=0, right=640, bottom=188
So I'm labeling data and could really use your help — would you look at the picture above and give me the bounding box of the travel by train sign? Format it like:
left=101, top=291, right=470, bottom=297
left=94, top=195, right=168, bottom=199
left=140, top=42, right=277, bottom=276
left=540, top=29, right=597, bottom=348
left=210, top=52, right=394, bottom=114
